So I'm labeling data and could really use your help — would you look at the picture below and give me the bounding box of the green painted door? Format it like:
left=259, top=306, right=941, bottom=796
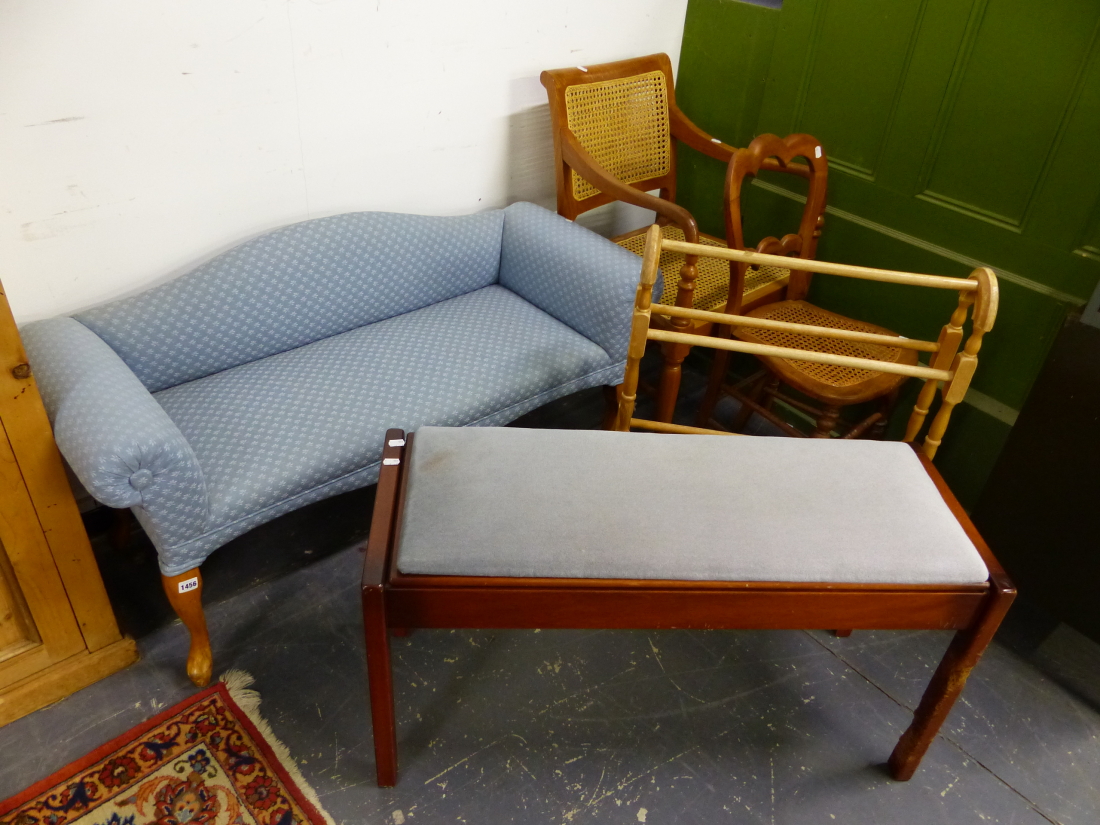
left=676, top=0, right=1100, bottom=507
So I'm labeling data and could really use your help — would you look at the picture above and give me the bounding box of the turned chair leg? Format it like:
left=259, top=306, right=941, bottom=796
left=870, top=389, right=900, bottom=440
left=813, top=404, right=842, bottom=438
left=655, top=341, right=689, bottom=424
left=162, top=569, right=213, bottom=687
left=728, top=372, right=770, bottom=433
left=363, top=588, right=398, bottom=786
left=760, top=375, right=781, bottom=412
left=696, top=347, right=731, bottom=428
left=888, top=589, right=1014, bottom=780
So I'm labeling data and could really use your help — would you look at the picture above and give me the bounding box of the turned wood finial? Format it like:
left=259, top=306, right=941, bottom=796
left=907, top=267, right=998, bottom=459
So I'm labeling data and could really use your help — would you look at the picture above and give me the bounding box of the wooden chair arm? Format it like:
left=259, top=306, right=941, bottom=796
left=668, top=104, right=735, bottom=163
left=669, top=105, right=811, bottom=179
left=561, top=132, right=700, bottom=242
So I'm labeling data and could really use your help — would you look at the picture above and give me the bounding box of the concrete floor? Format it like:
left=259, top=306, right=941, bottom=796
left=3, top=361, right=1099, bottom=824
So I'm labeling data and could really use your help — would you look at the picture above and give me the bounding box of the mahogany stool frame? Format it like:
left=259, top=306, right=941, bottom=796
left=361, top=428, right=1015, bottom=787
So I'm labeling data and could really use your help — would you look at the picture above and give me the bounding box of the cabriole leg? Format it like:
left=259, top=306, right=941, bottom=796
left=162, top=568, right=213, bottom=687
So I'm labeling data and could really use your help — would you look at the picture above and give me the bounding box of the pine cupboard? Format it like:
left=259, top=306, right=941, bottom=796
left=0, top=282, right=137, bottom=726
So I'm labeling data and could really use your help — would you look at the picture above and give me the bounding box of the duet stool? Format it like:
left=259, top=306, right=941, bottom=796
left=361, top=425, right=1014, bottom=786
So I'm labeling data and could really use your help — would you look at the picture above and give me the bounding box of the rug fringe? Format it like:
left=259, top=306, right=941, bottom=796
left=220, top=670, right=337, bottom=825
left=220, top=669, right=261, bottom=715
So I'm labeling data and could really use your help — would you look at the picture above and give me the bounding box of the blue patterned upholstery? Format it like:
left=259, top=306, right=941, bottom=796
left=22, top=203, right=643, bottom=576
left=499, top=202, right=648, bottom=362
left=21, top=317, right=210, bottom=550
left=74, top=211, right=505, bottom=392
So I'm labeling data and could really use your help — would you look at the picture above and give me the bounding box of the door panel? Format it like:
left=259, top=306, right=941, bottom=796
left=920, top=0, right=1100, bottom=227
left=0, top=537, right=39, bottom=659
left=795, top=0, right=927, bottom=179
left=677, top=0, right=1100, bottom=508
left=0, top=419, right=83, bottom=690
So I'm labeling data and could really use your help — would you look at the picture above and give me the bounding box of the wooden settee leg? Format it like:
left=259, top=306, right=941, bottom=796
left=364, top=587, right=398, bottom=786
left=888, top=588, right=1014, bottom=780
left=162, top=568, right=213, bottom=687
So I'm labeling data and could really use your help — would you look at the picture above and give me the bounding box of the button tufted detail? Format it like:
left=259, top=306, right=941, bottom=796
left=129, top=469, right=154, bottom=491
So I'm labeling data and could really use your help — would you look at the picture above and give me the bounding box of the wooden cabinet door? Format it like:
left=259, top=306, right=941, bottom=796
left=0, top=540, right=39, bottom=664
left=0, top=418, right=85, bottom=691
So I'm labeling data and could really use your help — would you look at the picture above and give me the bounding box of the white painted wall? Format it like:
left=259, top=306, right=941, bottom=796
left=0, top=0, right=687, bottom=322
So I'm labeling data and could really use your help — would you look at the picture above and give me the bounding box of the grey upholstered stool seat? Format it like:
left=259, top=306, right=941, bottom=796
left=396, top=426, right=989, bottom=585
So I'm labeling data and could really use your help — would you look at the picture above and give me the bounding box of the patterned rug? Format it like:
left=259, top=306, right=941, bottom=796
left=0, top=672, right=334, bottom=825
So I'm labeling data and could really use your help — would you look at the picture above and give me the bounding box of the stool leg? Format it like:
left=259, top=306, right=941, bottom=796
left=363, top=587, right=398, bottom=786
left=888, top=588, right=1014, bottom=780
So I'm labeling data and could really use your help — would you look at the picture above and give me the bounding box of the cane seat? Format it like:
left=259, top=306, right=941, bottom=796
left=737, top=300, right=919, bottom=403
left=698, top=133, right=915, bottom=438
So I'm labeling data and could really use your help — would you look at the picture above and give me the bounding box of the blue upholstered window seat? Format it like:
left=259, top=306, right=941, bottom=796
left=21, top=202, right=648, bottom=578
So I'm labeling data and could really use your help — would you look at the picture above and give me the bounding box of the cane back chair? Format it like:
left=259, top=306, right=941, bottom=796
left=697, top=133, right=915, bottom=439
left=540, top=54, right=810, bottom=422
left=360, top=226, right=1011, bottom=787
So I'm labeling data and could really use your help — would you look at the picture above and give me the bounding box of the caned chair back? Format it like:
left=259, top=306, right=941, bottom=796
left=617, top=225, right=999, bottom=459
left=541, top=54, right=680, bottom=223
left=726, top=133, right=829, bottom=311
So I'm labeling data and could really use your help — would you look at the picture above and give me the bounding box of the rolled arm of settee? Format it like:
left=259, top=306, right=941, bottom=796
left=498, top=201, right=660, bottom=364
left=20, top=317, right=210, bottom=547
